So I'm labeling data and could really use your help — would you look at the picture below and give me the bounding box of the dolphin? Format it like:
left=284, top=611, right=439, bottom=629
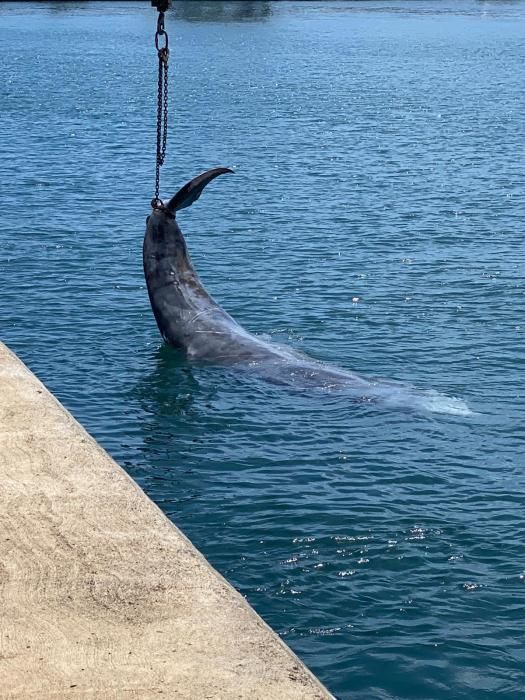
left=143, top=168, right=472, bottom=415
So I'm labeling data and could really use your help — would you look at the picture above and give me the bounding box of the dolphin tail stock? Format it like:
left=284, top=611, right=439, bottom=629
left=166, top=167, right=234, bottom=213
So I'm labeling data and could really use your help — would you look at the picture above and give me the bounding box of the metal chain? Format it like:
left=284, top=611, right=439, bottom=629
left=152, top=11, right=169, bottom=208
left=161, top=50, right=168, bottom=164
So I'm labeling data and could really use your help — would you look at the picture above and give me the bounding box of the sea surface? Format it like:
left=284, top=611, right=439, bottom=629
left=1, top=1, right=524, bottom=698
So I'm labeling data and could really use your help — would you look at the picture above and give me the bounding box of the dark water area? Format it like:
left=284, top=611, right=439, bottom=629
left=1, top=2, right=524, bottom=698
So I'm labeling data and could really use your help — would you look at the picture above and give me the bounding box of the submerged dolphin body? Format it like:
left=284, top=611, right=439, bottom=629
left=143, top=168, right=471, bottom=415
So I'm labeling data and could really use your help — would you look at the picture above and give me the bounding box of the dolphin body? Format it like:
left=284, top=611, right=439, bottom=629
left=143, top=168, right=471, bottom=415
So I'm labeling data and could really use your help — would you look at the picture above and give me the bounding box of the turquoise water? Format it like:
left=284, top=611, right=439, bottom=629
left=1, top=1, right=524, bottom=697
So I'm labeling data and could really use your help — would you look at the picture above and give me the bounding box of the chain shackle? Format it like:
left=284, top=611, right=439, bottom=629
left=151, top=0, right=170, bottom=11
left=155, top=11, right=169, bottom=51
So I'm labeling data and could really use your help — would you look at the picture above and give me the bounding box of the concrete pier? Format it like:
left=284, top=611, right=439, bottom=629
left=0, top=341, right=332, bottom=699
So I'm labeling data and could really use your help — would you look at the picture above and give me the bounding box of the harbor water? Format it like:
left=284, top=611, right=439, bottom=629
left=1, top=2, right=524, bottom=698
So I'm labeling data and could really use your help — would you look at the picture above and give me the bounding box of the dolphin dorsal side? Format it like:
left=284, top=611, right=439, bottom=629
left=143, top=168, right=473, bottom=416
left=166, top=167, right=234, bottom=213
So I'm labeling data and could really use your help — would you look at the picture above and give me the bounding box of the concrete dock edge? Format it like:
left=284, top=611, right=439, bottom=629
left=0, top=341, right=333, bottom=699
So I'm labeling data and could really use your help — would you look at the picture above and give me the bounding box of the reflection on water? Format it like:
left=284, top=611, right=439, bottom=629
left=134, top=345, right=200, bottom=419
left=171, top=0, right=272, bottom=23
left=43, top=1, right=87, bottom=12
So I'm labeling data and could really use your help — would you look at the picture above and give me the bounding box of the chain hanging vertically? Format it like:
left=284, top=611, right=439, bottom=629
left=152, top=5, right=170, bottom=209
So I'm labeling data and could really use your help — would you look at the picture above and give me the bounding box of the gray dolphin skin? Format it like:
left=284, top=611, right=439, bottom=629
left=143, top=168, right=471, bottom=415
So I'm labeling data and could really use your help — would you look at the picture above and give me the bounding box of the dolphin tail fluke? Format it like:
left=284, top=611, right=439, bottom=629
left=166, top=167, right=234, bottom=213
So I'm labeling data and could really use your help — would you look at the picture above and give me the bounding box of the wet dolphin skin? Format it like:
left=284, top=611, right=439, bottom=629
left=143, top=168, right=471, bottom=416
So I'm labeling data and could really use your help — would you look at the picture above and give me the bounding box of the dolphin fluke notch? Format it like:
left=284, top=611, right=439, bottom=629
left=166, top=167, right=234, bottom=213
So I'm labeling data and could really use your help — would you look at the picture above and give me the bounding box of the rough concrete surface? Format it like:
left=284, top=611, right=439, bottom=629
left=0, top=341, right=333, bottom=699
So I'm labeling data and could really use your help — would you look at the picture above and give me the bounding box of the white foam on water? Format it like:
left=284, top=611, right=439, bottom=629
left=367, top=384, right=473, bottom=416
left=414, top=390, right=473, bottom=416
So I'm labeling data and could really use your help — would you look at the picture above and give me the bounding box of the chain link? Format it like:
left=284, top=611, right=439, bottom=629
left=152, top=11, right=169, bottom=208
